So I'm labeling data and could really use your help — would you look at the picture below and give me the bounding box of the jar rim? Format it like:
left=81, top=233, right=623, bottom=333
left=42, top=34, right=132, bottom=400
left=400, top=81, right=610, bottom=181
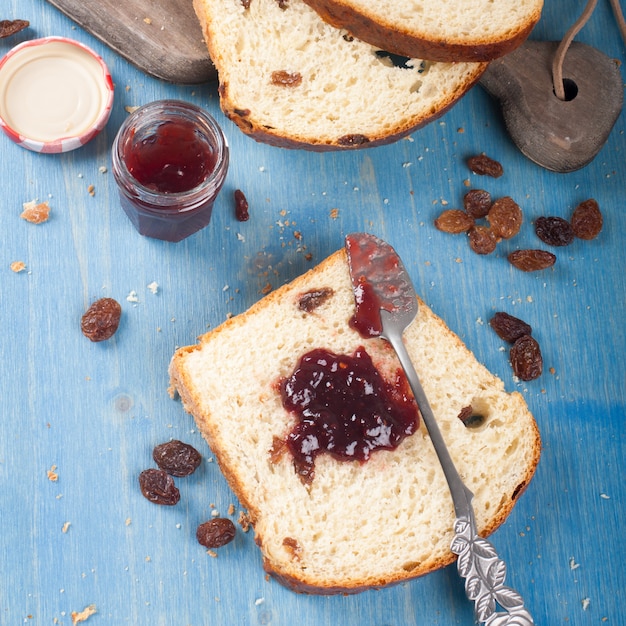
left=112, top=99, right=229, bottom=204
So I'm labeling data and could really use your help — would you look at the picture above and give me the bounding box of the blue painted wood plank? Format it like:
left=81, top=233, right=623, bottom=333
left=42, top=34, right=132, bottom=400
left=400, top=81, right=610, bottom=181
left=1, top=1, right=625, bottom=624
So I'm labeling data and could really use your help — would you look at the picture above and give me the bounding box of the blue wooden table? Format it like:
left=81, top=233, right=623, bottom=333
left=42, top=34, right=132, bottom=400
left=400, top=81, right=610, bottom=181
left=1, top=1, right=625, bottom=624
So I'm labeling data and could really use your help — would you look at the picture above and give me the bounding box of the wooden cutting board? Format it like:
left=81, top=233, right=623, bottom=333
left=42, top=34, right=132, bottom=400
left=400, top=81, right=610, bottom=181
left=46, top=0, right=216, bottom=84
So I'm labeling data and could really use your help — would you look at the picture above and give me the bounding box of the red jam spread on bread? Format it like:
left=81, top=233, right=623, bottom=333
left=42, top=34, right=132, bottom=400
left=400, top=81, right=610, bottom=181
left=123, top=118, right=217, bottom=193
left=280, top=347, right=418, bottom=482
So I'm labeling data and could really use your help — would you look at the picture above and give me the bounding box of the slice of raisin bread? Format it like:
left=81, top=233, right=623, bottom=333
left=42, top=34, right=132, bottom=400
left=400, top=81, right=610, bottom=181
left=303, top=0, right=544, bottom=62
left=169, top=246, right=541, bottom=594
left=192, top=0, right=487, bottom=150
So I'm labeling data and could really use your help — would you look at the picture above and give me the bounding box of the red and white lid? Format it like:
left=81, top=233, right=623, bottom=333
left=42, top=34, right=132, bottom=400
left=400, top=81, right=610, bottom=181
left=0, top=37, right=114, bottom=153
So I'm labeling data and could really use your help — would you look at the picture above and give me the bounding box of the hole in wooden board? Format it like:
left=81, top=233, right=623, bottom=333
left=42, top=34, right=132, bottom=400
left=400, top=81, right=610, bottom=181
left=555, top=78, right=579, bottom=101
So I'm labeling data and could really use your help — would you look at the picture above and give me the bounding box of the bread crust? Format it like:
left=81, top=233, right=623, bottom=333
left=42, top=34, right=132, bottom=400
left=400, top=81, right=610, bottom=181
left=302, top=0, right=542, bottom=62
left=169, top=249, right=541, bottom=594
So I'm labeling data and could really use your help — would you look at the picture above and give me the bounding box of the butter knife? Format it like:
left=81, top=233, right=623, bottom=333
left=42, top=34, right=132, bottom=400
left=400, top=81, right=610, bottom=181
left=345, top=233, right=534, bottom=626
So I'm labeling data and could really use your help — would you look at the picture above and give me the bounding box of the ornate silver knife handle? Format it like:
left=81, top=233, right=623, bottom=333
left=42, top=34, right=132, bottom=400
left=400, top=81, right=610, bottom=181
left=451, top=515, right=534, bottom=626
left=381, top=312, right=534, bottom=625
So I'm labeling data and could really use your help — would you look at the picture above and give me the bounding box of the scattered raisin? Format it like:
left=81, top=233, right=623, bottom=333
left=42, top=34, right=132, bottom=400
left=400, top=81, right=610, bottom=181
left=508, top=249, right=556, bottom=272
left=467, top=154, right=503, bottom=178
left=490, top=312, right=532, bottom=343
left=434, top=209, right=475, bottom=234
left=234, top=189, right=249, bottom=221
left=153, top=440, right=202, bottom=477
left=0, top=19, right=29, bottom=38
left=571, top=199, right=603, bottom=240
left=535, top=216, right=574, bottom=246
left=81, top=297, right=122, bottom=342
left=510, top=335, right=543, bottom=381
left=487, top=197, right=523, bottom=239
left=196, top=518, right=236, bottom=549
left=468, top=225, right=497, bottom=255
left=463, top=189, right=492, bottom=219
left=271, top=70, right=302, bottom=87
left=298, top=288, right=334, bottom=312
left=138, top=469, right=180, bottom=505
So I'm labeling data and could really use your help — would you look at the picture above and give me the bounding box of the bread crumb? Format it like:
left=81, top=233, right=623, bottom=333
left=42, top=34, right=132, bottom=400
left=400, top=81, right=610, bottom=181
left=10, top=261, right=26, bottom=273
left=600, top=493, right=610, bottom=499
left=581, top=598, right=590, bottom=611
left=62, top=522, right=71, bottom=533
left=87, top=185, right=95, bottom=197
left=99, top=166, right=108, bottom=174
left=569, top=557, right=580, bottom=570
left=147, top=281, right=159, bottom=294
left=143, top=17, right=152, bottom=24
left=125, top=517, right=132, bottom=526
left=71, top=604, right=96, bottom=624
left=21, top=200, right=50, bottom=224
left=329, top=208, right=339, bottom=219
left=125, top=106, right=140, bottom=114
left=207, top=550, right=218, bottom=558
left=260, top=283, right=272, bottom=295
left=47, top=465, right=59, bottom=481
left=238, top=511, right=251, bottom=532
left=228, top=503, right=235, bottom=515
left=127, top=290, right=139, bottom=303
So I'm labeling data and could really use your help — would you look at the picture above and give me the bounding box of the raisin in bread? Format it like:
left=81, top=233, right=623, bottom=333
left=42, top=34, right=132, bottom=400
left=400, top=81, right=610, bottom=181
left=169, top=247, right=541, bottom=594
left=192, top=0, right=487, bottom=150
left=303, top=0, right=544, bottom=62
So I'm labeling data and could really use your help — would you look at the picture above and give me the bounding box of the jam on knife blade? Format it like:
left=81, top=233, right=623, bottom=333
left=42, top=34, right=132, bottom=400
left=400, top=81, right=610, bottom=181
left=345, top=233, right=415, bottom=339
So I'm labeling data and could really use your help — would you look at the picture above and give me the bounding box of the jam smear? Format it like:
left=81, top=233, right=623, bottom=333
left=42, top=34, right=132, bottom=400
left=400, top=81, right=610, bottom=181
left=345, top=233, right=414, bottom=339
left=349, top=277, right=383, bottom=337
left=280, top=347, right=419, bottom=482
left=124, top=119, right=217, bottom=194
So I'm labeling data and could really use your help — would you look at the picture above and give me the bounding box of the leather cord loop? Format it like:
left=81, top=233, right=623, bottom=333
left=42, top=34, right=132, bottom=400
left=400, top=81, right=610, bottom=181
left=552, top=0, right=598, bottom=101
left=552, top=0, right=625, bottom=101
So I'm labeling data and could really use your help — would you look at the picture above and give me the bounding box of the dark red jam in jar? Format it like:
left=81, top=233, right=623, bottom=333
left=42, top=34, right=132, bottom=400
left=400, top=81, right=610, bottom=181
left=280, top=347, right=419, bottom=483
left=111, top=100, right=229, bottom=242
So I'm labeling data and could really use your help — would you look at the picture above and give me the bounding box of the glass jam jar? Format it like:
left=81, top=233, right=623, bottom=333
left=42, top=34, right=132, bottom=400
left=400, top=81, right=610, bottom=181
left=111, top=100, right=229, bottom=242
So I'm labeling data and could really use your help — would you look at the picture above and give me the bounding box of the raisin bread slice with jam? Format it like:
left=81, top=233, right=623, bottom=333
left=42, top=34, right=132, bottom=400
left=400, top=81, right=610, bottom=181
left=192, top=0, right=487, bottom=150
left=169, top=246, right=541, bottom=594
left=303, top=0, right=544, bottom=62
